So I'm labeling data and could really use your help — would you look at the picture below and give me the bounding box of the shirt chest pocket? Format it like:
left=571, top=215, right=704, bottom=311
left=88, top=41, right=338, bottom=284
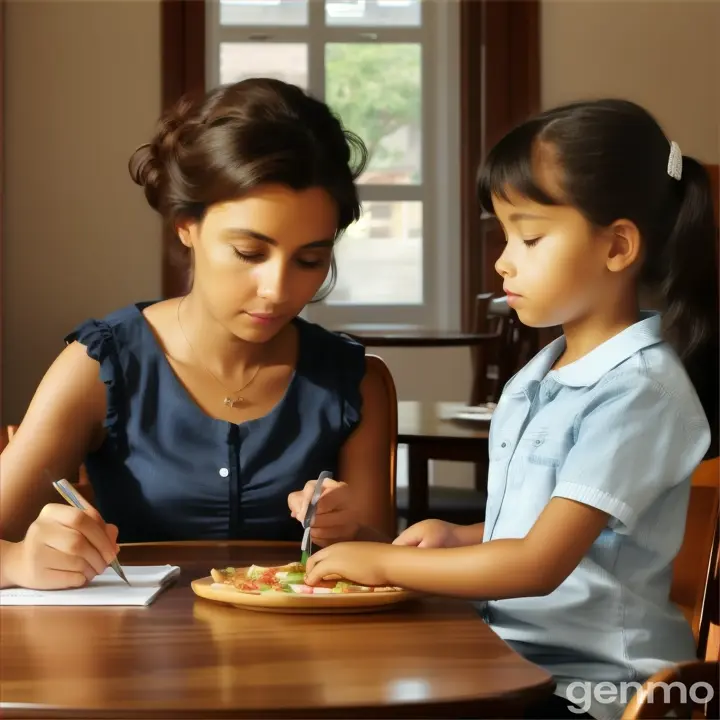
left=517, top=431, right=566, bottom=468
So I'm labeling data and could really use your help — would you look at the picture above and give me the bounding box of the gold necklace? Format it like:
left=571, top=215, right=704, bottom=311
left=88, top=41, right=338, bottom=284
left=177, top=297, right=262, bottom=408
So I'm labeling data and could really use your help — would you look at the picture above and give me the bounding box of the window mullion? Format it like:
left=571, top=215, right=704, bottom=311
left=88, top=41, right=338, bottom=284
left=307, top=0, right=325, bottom=100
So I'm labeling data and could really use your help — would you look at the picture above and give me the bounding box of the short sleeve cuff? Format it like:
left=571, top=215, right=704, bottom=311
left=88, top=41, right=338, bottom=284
left=552, top=481, right=638, bottom=531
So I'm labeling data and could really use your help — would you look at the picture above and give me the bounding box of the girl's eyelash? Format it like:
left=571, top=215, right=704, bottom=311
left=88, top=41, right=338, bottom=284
left=524, top=237, right=542, bottom=247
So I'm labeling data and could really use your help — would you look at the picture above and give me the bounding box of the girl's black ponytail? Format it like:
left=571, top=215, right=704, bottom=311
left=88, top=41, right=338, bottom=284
left=661, top=156, right=718, bottom=458
left=476, top=99, right=718, bottom=456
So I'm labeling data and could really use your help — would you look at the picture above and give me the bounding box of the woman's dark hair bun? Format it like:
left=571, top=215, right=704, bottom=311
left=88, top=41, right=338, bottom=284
left=128, top=78, right=366, bottom=232
left=128, top=96, right=200, bottom=214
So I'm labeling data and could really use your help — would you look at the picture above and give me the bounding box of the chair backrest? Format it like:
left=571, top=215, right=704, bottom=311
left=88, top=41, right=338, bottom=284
left=364, top=354, right=398, bottom=536
left=1, top=424, right=17, bottom=451
left=671, top=459, right=720, bottom=660
left=621, top=660, right=719, bottom=720
left=469, top=293, right=502, bottom=405
left=624, top=462, right=719, bottom=720
left=696, top=518, right=719, bottom=662
left=473, top=296, right=539, bottom=404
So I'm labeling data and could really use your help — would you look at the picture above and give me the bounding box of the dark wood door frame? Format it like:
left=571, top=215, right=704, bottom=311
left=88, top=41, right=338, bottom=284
left=1, top=0, right=5, bottom=422
left=460, top=0, right=540, bottom=330
left=161, top=0, right=205, bottom=299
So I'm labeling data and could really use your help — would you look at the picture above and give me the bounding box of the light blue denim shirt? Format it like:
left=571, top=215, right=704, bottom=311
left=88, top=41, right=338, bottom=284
left=481, top=312, right=711, bottom=720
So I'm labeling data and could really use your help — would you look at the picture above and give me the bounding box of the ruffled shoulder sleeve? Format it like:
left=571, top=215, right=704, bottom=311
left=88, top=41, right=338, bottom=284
left=64, top=318, right=126, bottom=450
left=334, top=332, right=366, bottom=436
left=298, top=320, right=366, bottom=438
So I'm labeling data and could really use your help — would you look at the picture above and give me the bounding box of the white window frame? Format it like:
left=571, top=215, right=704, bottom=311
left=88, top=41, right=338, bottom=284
left=206, top=0, right=460, bottom=330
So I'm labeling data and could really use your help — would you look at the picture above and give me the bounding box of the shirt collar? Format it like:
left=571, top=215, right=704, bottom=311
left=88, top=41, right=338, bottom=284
left=506, top=312, right=664, bottom=393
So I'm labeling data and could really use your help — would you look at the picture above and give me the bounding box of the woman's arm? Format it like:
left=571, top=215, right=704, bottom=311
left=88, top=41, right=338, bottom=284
left=0, top=342, right=106, bottom=542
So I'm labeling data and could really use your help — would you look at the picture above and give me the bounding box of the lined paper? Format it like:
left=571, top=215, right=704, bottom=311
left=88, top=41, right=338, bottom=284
left=0, top=565, right=180, bottom=606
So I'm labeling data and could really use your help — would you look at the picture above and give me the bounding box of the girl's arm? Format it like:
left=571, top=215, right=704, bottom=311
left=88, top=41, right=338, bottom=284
left=393, top=519, right=486, bottom=548
left=305, top=497, right=608, bottom=596
left=452, top=522, right=486, bottom=546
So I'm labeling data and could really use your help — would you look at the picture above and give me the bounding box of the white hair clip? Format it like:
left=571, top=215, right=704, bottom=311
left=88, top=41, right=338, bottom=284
left=667, top=140, right=682, bottom=181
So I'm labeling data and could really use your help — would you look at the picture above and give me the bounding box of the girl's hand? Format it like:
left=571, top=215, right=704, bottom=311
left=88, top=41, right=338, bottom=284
left=4, top=503, right=119, bottom=590
left=287, top=477, right=360, bottom=546
left=393, top=519, right=462, bottom=548
left=304, top=542, right=392, bottom=587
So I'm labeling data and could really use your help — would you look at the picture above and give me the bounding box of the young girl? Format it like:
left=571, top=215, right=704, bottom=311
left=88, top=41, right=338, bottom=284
left=0, top=78, right=394, bottom=591
left=304, top=99, right=719, bottom=720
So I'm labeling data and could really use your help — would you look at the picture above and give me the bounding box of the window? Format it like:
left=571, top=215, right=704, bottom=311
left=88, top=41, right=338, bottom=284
left=206, top=0, right=460, bottom=328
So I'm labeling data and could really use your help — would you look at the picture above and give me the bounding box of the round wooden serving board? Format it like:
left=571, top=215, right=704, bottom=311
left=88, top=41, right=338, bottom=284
left=191, top=574, right=415, bottom=614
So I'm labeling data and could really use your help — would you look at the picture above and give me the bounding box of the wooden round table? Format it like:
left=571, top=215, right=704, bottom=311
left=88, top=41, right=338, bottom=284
left=0, top=541, right=554, bottom=718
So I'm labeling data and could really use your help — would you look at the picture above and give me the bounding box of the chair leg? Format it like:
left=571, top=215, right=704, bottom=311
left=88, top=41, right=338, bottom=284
left=474, top=463, right=488, bottom=492
left=407, top=446, right=429, bottom=526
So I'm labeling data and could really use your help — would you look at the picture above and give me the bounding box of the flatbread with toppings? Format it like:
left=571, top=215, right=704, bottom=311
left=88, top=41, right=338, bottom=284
left=210, top=563, right=401, bottom=595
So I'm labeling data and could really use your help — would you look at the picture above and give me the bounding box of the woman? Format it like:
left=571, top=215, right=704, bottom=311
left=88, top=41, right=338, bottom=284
left=0, top=78, right=394, bottom=590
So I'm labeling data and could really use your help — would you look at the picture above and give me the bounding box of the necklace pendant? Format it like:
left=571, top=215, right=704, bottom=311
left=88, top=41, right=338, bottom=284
left=223, top=396, right=243, bottom=408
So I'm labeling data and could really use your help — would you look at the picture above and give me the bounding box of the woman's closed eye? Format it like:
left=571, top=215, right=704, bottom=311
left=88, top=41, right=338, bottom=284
left=232, top=248, right=263, bottom=263
left=232, top=247, right=328, bottom=270
left=295, top=254, right=327, bottom=269
left=523, top=237, right=542, bottom=247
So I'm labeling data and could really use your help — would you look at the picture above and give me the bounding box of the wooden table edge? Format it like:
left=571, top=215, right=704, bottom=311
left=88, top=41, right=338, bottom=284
left=3, top=541, right=557, bottom=719
left=1, top=679, right=557, bottom=719
left=118, top=539, right=298, bottom=548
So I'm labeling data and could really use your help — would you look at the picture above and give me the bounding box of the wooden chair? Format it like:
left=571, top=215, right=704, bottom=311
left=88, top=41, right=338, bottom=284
left=470, top=294, right=540, bottom=406
left=671, top=460, right=720, bottom=652
left=0, top=423, right=17, bottom=450
left=364, top=354, right=399, bottom=537
left=621, top=660, right=719, bottom=720
left=623, top=461, right=720, bottom=720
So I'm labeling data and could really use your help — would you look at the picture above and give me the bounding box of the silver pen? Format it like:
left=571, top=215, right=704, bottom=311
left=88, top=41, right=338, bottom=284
left=52, top=478, right=130, bottom=585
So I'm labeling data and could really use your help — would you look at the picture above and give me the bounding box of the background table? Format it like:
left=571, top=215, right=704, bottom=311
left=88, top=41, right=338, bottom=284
left=1, top=541, right=554, bottom=719
left=398, top=401, right=490, bottom=524
left=334, top=324, right=496, bottom=348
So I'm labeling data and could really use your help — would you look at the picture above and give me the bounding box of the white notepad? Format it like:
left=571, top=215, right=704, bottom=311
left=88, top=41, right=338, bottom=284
left=0, top=564, right=180, bottom=606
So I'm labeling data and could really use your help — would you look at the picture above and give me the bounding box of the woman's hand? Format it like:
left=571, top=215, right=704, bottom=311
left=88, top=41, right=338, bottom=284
left=287, top=477, right=360, bottom=546
left=3, top=503, right=119, bottom=590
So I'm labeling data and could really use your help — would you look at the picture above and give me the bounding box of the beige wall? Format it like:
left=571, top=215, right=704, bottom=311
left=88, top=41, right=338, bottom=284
left=3, top=0, right=161, bottom=424
left=541, top=0, right=720, bottom=163
left=2, top=0, right=717, bottom=485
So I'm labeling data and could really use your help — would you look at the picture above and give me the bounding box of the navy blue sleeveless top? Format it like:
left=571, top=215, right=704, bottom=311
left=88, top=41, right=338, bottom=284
left=64, top=302, right=365, bottom=544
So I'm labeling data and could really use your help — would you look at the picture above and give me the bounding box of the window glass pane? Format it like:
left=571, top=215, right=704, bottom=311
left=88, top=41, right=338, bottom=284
left=325, top=0, right=421, bottom=27
left=328, top=201, right=422, bottom=304
left=326, top=43, right=421, bottom=185
left=220, top=43, right=308, bottom=88
left=220, top=0, right=308, bottom=26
